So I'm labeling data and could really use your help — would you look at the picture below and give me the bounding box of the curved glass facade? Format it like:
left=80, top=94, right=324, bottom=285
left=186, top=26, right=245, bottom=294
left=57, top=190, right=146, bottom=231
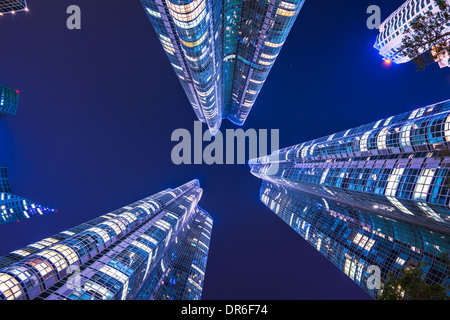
left=140, top=0, right=305, bottom=133
left=0, top=180, right=213, bottom=300
left=0, top=166, right=55, bottom=225
left=260, top=181, right=449, bottom=299
left=0, top=85, right=18, bottom=118
left=250, top=99, right=450, bottom=235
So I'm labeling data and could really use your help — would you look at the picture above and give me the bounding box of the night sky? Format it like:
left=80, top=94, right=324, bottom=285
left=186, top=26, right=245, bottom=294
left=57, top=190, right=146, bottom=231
left=0, top=0, right=449, bottom=300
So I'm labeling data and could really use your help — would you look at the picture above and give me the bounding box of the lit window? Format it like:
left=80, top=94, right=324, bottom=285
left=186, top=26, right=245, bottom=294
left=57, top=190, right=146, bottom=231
left=413, top=169, right=436, bottom=201
left=180, top=31, right=208, bottom=48
left=265, top=40, right=284, bottom=48
left=276, top=8, right=296, bottom=17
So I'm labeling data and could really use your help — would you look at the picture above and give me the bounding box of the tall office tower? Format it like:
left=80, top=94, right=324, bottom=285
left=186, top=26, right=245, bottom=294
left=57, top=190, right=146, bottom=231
left=259, top=181, right=449, bottom=298
left=140, top=0, right=305, bottom=134
left=0, top=0, right=27, bottom=14
left=0, top=85, right=19, bottom=118
left=0, top=166, right=55, bottom=225
left=373, top=0, right=450, bottom=67
left=0, top=180, right=213, bottom=300
left=249, top=99, right=450, bottom=236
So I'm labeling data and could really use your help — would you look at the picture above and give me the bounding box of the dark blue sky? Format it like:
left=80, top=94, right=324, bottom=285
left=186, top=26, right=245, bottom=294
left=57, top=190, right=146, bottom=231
left=0, top=0, right=448, bottom=300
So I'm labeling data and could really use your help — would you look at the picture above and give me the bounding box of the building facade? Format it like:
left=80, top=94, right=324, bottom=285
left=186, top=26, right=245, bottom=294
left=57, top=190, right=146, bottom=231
left=0, top=180, right=213, bottom=300
left=373, top=0, right=450, bottom=66
left=0, top=166, right=55, bottom=225
left=0, top=0, right=27, bottom=14
left=259, top=181, right=449, bottom=298
left=250, top=99, right=450, bottom=235
left=0, top=84, right=19, bottom=118
left=249, top=99, right=450, bottom=297
left=140, top=0, right=305, bottom=134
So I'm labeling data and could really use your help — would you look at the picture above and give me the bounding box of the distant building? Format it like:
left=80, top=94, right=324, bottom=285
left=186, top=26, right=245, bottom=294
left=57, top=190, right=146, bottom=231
left=0, top=166, right=55, bottom=225
left=0, top=180, right=213, bottom=300
left=0, top=0, right=27, bottom=14
left=0, top=85, right=19, bottom=118
left=140, top=0, right=305, bottom=134
left=374, top=0, right=450, bottom=67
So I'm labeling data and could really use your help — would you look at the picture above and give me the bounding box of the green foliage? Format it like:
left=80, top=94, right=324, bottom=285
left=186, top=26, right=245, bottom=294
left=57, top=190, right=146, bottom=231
left=377, top=262, right=449, bottom=300
left=399, top=0, right=450, bottom=71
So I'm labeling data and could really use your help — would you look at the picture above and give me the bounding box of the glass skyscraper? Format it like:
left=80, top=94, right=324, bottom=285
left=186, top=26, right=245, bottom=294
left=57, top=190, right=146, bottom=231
left=0, top=0, right=27, bottom=14
left=259, top=181, right=449, bottom=298
left=249, top=99, right=450, bottom=298
left=373, top=0, right=450, bottom=68
left=140, top=0, right=305, bottom=134
left=0, top=166, right=55, bottom=225
left=0, top=85, right=19, bottom=118
left=0, top=180, right=213, bottom=300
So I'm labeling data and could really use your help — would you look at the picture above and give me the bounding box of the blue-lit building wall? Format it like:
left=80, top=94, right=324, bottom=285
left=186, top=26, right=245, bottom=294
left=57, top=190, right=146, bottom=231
left=140, top=0, right=305, bottom=133
left=250, top=99, right=450, bottom=235
left=0, top=180, right=213, bottom=300
left=260, top=181, right=450, bottom=299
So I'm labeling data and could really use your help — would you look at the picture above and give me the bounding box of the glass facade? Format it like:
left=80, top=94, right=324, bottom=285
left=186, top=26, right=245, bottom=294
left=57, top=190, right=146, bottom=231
left=0, top=85, right=19, bottom=118
left=140, top=0, right=305, bottom=134
left=0, top=166, right=55, bottom=225
left=373, top=0, right=450, bottom=64
left=0, top=0, right=26, bottom=14
left=259, top=181, right=449, bottom=299
left=250, top=99, right=450, bottom=235
left=0, top=180, right=213, bottom=300
left=249, top=99, right=450, bottom=297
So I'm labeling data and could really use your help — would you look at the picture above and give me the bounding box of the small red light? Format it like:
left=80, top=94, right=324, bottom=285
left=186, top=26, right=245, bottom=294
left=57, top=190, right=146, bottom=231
left=15, top=90, right=19, bottom=94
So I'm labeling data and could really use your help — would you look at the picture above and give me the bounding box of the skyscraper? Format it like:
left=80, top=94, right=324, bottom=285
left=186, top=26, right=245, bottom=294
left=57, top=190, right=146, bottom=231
left=0, top=166, right=55, bottom=225
left=140, top=0, right=305, bottom=134
left=0, top=180, right=213, bottom=300
left=0, top=84, right=19, bottom=118
left=259, top=181, right=449, bottom=298
left=0, top=0, right=27, bottom=14
left=250, top=99, right=450, bottom=235
left=249, top=99, right=450, bottom=297
left=373, top=0, right=450, bottom=67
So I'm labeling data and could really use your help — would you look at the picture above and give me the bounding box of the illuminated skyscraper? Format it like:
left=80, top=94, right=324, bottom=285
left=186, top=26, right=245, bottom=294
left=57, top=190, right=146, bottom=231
left=140, top=0, right=305, bottom=134
left=259, top=181, right=449, bottom=298
left=250, top=99, right=450, bottom=235
left=373, top=0, right=450, bottom=67
left=0, top=0, right=27, bottom=14
left=0, top=166, right=55, bottom=225
left=0, top=180, right=213, bottom=300
left=0, top=85, right=19, bottom=118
